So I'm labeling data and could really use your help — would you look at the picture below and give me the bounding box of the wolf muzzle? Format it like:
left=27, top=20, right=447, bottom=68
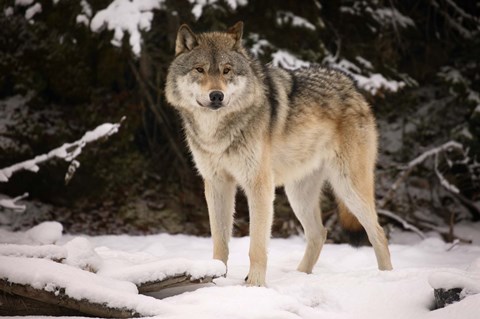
left=209, top=91, right=224, bottom=109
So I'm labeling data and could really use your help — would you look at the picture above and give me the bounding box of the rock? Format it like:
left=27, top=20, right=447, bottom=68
left=433, top=288, right=463, bottom=309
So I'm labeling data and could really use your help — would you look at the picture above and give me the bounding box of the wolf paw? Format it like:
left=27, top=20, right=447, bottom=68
left=244, top=268, right=266, bottom=287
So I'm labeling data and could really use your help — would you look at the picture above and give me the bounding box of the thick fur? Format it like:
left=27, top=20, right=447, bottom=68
left=165, top=22, right=393, bottom=286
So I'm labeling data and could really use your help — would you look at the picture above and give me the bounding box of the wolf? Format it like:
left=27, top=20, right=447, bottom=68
left=165, top=22, right=393, bottom=286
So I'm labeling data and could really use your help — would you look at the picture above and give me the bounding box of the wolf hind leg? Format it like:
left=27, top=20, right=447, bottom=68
left=285, top=169, right=327, bottom=274
left=328, top=165, right=393, bottom=271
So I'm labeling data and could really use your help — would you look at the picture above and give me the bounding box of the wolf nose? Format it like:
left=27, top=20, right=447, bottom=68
left=209, top=91, right=224, bottom=103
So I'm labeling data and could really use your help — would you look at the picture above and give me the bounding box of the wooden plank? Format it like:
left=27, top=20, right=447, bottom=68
left=0, top=279, right=143, bottom=318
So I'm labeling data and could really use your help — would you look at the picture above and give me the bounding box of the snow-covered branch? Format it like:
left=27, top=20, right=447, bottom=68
left=0, top=117, right=125, bottom=212
left=0, top=117, right=125, bottom=184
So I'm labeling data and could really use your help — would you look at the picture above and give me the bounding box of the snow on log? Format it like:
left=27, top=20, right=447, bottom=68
left=0, top=244, right=66, bottom=261
left=0, top=256, right=167, bottom=317
left=100, top=258, right=226, bottom=286
left=99, top=258, right=226, bottom=293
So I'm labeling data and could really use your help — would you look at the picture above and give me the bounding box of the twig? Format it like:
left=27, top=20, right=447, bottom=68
left=0, top=193, right=28, bottom=213
left=378, top=209, right=426, bottom=239
left=434, top=152, right=459, bottom=194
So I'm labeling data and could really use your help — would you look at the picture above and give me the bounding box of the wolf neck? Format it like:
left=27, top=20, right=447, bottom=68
left=180, top=103, right=268, bottom=154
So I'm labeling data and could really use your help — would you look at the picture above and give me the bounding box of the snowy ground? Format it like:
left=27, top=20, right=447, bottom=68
left=1, top=222, right=480, bottom=319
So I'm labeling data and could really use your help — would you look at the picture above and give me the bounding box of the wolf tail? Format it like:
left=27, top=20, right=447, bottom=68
left=337, top=199, right=369, bottom=247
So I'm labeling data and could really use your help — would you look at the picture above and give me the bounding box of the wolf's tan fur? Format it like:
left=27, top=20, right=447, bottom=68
left=165, top=22, right=393, bottom=286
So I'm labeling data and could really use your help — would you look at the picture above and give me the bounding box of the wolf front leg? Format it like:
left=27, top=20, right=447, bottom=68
left=244, top=169, right=275, bottom=286
left=204, top=173, right=237, bottom=265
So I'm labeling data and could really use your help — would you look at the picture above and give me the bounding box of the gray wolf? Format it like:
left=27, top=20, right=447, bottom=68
left=165, top=22, right=393, bottom=286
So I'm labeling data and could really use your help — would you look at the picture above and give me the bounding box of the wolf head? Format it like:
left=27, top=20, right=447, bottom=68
left=165, top=22, right=261, bottom=112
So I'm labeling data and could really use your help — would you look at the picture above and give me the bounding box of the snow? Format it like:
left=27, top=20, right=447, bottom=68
left=429, top=256, right=480, bottom=305
left=277, top=11, right=316, bottom=30
left=438, top=66, right=468, bottom=85
left=272, top=50, right=310, bottom=70
left=429, top=268, right=480, bottom=293
left=355, top=56, right=373, bottom=70
left=248, top=33, right=272, bottom=57
left=370, top=8, right=415, bottom=28
left=189, top=0, right=248, bottom=20
left=63, top=237, right=103, bottom=271
left=100, top=258, right=225, bottom=284
left=90, top=0, right=166, bottom=55
left=325, top=57, right=406, bottom=95
left=0, top=193, right=27, bottom=211
left=24, top=2, right=41, bottom=20
left=355, top=73, right=404, bottom=94
left=1, top=222, right=479, bottom=318
left=4, top=6, right=14, bottom=16
left=76, top=0, right=92, bottom=26
left=468, top=90, right=480, bottom=105
left=0, top=243, right=66, bottom=260
left=14, top=0, right=34, bottom=6
left=0, top=221, right=63, bottom=244
left=0, top=256, right=168, bottom=316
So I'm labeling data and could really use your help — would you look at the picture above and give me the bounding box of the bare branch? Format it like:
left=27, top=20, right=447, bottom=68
left=379, top=140, right=463, bottom=208
left=378, top=209, right=426, bottom=239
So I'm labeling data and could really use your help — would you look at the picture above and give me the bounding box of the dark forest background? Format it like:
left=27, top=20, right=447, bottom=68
left=1, top=0, right=479, bottom=243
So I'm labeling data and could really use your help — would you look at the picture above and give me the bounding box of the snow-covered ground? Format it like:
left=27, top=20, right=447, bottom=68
left=1, top=221, right=480, bottom=319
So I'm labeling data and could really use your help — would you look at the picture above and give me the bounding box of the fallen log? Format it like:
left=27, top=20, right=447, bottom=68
left=0, top=254, right=226, bottom=316
left=0, top=290, right=85, bottom=316
left=0, top=279, right=141, bottom=318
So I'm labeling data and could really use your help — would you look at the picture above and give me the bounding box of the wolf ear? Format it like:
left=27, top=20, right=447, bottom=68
left=175, top=24, right=198, bottom=56
left=227, top=21, right=244, bottom=50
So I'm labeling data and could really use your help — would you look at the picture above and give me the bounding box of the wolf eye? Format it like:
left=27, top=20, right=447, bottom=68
left=196, top=67, right=204, bottom=73
left=223, top=67, right=231, bottom=75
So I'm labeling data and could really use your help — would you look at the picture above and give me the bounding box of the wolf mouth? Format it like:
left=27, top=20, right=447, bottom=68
left=196, top=100, right=225, bottom=110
